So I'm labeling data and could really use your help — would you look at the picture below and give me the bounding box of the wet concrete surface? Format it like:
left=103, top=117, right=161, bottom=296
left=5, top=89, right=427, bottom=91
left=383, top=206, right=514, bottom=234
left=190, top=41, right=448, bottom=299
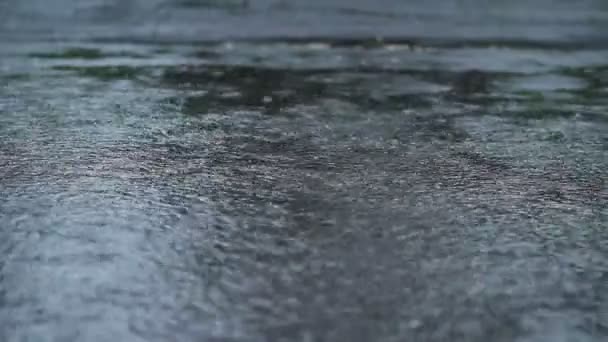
left=0, top=1, right=607, bottom=341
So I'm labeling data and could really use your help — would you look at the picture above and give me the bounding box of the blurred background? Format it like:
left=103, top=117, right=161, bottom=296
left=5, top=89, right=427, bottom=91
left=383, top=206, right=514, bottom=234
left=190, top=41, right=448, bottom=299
left=1, top=0, right=608, bottom=44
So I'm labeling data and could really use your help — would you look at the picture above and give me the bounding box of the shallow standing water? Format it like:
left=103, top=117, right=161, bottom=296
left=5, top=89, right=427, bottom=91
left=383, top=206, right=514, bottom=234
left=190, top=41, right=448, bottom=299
left=0, top=1, right=607, bottom=341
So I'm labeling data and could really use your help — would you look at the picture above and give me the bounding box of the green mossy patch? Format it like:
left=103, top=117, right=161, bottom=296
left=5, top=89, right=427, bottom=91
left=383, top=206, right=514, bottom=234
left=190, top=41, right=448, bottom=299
left=30, top=48, right=147, bottom=60
left=52, top=65, right=146, bottom=81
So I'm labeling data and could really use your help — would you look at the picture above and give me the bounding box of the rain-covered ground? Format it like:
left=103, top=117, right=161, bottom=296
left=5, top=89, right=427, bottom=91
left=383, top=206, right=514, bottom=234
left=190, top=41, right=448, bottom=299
left=0, top=1, right=607, bottom=341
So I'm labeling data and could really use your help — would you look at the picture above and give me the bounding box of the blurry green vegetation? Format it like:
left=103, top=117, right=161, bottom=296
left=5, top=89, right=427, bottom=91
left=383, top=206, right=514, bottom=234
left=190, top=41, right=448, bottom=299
left=30, top=48, right=147, bottom=60
left=52, top=65, right=146, bottom=80
left=1, top=73, right=30, bottom=81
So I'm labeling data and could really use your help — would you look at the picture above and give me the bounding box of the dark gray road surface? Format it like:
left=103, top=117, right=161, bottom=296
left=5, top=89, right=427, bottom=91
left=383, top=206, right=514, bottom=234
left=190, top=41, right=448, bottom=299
left=0, top=1, right=607, bottom=341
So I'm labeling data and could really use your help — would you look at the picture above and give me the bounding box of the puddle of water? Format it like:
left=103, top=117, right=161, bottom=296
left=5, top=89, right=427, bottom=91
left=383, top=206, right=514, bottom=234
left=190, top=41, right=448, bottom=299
left=497, top=74, right=587, bottom=93
left=1, top=1, right=607, bottom=342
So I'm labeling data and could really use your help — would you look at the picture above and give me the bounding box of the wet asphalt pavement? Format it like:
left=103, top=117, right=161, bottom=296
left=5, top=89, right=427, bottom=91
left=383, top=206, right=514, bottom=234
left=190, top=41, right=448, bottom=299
left=0, top=1, right=607, bottom=341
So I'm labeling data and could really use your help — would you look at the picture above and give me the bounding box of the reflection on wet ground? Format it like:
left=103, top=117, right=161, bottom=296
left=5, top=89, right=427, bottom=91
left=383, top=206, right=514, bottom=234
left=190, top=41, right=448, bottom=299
left=1, top=1, right=608, bottom=341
